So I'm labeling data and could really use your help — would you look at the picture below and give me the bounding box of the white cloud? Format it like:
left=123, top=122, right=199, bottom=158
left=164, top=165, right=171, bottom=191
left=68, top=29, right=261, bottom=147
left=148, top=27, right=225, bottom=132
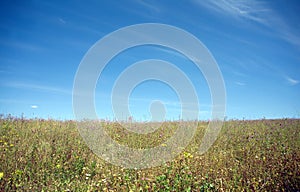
left=286, top=76, right=299, bottom=85
left=31, top=105, right=38, bottom=109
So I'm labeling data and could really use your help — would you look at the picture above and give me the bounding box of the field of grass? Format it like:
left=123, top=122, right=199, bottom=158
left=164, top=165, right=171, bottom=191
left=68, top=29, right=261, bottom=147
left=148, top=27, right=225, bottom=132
left=0, top=115, right=299, bottom=191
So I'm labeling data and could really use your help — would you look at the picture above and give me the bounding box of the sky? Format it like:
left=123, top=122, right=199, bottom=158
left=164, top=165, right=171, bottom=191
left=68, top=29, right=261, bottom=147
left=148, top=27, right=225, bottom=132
left=0, top=0, right=299, bottom=120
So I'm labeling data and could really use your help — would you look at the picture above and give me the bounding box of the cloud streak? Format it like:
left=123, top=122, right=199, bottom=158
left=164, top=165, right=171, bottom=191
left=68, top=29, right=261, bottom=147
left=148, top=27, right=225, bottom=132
left=0, top=40, right=43, bottom=52
left=58, top=17, right=66, bottom=24
left=194, top=0, right=300, bottom=47
left=235, top=81, right=246, bottom=86
left=136, top=0, right=161, bottom=13
left=195, top=0, right=269, bottom=24
left=153, top=46, right=189, bottom=60
left=285, top=76, right=299, bottom=85
left=4, top=82, right=71, bottom=95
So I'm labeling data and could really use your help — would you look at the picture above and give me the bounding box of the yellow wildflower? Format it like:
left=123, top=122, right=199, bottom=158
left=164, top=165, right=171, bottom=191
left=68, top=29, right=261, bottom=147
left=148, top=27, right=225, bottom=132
left=183, top=152, right=193, bottom=158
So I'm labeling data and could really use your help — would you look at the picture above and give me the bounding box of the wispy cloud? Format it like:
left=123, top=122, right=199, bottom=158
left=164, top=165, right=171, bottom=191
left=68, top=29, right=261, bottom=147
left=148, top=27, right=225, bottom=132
left=194, top=0, right=269, bottom=24
left=136, top=0, right=161, bottom=13
left=285, top=76, right=299, bottom=85
left=153, top=46, right=189, bottom=60
left=0, top=99, right=27, bottom=104
left=0, top=40, right=43, bottom=52
left=114, top=0, right=162, bottom=20
left=4, top=82, right=71, bottom=95
left=149, top=46, right=203, bottom=64
left=0, top=69, right=10, bottom=74
left=275, top=20, right=300, bottom=48
left=235, top=81, right=246, bottom=86
left=58, top=17, right=66, bottom=24
left=194, top=0, right=300, bottom=47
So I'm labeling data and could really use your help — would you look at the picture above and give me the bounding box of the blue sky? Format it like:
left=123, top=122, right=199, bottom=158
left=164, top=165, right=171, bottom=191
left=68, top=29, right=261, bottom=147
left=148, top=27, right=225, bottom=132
left=0, top=0, right=299, bottom=120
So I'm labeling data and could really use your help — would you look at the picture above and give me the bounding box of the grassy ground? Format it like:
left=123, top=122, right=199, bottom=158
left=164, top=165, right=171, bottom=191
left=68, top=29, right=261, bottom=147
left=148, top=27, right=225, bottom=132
left=0, top=116, right=299, bottom=191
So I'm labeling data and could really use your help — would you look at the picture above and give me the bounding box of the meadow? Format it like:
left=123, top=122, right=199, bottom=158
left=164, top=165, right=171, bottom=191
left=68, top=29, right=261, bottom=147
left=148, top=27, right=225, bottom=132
left=0, top=115, right=299, bottom=191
